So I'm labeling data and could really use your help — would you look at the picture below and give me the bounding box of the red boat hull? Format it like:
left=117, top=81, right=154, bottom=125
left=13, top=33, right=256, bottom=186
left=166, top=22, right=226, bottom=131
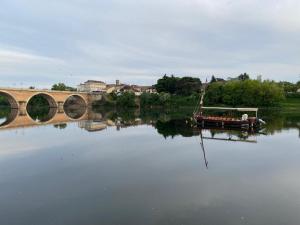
left=195, top=115, right=259, bottom=128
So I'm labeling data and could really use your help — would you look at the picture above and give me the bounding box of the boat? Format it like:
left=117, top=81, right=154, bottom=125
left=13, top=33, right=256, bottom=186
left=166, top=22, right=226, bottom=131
left=193, top=89, right=265, bottom=129
left=194, top=107, right=263, bottom=129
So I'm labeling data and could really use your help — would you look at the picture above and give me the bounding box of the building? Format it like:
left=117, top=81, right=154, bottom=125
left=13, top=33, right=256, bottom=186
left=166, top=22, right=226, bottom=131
left=105, top=80, right=126, bottom=94
left=77, top=80, right=107, bottom=92
left=140, top=86, right=157, bottom=94
left=77, top=79, right=157, bottom=95
left=118, top=85, right=157, bottom=96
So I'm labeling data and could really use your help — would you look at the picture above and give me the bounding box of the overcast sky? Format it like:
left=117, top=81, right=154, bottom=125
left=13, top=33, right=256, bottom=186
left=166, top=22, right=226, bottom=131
left=0, top=0, right=300, bottom=87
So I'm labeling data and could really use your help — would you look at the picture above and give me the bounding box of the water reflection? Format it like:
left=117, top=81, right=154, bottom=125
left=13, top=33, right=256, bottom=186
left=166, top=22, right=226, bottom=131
left=64, top=105, right=87, bottom=120
left=197, top=128, right=260, bottom=169
left=0, top=105, right=87, bottom=129
left=0, top=106, right=300, bottom=225
left=1, top=106, right=300, bottom=139
left=0, top=107, right=18, bottom=126
left=27, top=106, right=58, bottom=122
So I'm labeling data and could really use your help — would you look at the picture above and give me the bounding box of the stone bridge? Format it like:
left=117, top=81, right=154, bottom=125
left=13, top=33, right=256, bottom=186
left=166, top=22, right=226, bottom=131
left=0, top=87, right=90, bottom=111
left=0, top=87, right=103, bottom=113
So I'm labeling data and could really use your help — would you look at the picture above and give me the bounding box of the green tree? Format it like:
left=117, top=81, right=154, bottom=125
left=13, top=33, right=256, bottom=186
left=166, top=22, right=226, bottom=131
left=116, top=92, right=136, bottom=108
left=210, top=75, right=217, bottom=83
left=279, top=81, right=298, bottom=93
left=205, top=79, right=284, bottom=107
left=238, top=73, right=250, bottom=81
left=155, top=75, right=179, bottom=94
left=155, top=75, right=201, bottom=96
left=51, top=83, right=76, bottom=91
left=175, top=77, right=201, bottom=95
left=204, top=82, right=224, bottom=105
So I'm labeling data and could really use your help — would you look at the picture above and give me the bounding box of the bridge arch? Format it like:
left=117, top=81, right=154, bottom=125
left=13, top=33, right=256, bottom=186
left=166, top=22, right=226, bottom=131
left=64, top=105, right=88, bottom=120
left=35, top=107, right=58, bottom=123
left=63, top=94, right=87, bottom=108
left=0, top=108, right=19, bottom=128
left=0, top=91, right=19, bottom=108
left=26, top=93, right=58, bottom=109
left=26, top=93, right=58, bottom=123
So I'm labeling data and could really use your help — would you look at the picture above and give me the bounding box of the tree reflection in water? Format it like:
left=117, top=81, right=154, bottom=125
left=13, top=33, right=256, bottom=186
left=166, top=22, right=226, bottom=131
left=0, top=106, right=299, bottom=139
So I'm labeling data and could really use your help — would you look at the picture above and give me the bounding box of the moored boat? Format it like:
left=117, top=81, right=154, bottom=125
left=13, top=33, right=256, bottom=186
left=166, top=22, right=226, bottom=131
left=193, top=88, right=265, bottom=129
left=194, top=107, right=262, bottom=129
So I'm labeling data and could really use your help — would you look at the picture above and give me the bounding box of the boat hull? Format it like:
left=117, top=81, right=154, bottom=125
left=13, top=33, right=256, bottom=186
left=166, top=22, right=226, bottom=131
left=195, top=115, right=260, bottom=129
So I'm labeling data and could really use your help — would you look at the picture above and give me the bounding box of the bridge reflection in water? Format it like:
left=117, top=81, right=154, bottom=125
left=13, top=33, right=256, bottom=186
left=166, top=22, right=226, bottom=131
left=0, top=106, right=89, bottom=130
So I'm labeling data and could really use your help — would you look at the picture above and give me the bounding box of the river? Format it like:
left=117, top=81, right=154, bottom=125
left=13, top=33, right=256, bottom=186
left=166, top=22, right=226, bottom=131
left=0, top=106, right=299, bottom=225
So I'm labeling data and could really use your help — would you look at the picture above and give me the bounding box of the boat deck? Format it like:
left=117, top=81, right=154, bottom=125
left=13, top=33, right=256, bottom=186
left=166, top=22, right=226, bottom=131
left=195, top=114, right=259, bottom=128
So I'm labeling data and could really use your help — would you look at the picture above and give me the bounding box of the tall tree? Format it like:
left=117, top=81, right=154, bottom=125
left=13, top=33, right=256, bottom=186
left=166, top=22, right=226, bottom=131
left=155, top=75, right=201, bottom=96
left=155, top=75, right=179, bottom=94
left=238, top=73, right=250, bottom=81
left=210, top=75, right=217, bottom=83
left=176, top=77, right=201, bottom=95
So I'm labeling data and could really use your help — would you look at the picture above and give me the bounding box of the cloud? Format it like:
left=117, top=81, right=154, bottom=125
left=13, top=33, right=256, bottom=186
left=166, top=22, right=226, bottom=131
left=0, top=48, right=63, bottom=64
left=0, top=46, right=68, bottom=87
left=0, top=0, right=299, bottom=87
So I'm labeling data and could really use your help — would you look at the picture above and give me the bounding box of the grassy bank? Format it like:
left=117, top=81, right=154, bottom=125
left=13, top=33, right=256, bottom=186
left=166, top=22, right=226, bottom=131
left=280, top=97, right=300, bottom=110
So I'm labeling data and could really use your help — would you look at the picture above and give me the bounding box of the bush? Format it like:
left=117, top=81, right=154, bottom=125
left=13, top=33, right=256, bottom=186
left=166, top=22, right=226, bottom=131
left=116, top=92, right=136, bottom=108
left=286, top=92, right=300, bottom=98
left=140, top=92, right=171, bottom=106
left=204, top=80, right=285, bottom=107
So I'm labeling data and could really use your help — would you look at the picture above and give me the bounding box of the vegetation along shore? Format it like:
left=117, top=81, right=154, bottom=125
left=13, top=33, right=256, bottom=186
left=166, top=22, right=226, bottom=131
left=1, top=73, right=300, bottom=110
left=99, top=73, right=300, bottom=109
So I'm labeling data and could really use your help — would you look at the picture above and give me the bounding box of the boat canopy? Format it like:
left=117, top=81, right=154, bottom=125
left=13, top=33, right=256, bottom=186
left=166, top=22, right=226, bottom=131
left=202, top=107, right=258, bottom=112
left=202, top=107, right=258, bottom=117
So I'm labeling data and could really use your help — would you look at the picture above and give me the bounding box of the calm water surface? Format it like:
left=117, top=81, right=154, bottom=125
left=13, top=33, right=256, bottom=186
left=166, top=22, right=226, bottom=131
left=0, top=107, right=300, bottom=225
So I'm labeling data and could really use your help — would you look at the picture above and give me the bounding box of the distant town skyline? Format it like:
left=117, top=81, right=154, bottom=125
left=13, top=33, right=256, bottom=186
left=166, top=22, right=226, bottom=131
left=1, top=0, right=300, bottom=88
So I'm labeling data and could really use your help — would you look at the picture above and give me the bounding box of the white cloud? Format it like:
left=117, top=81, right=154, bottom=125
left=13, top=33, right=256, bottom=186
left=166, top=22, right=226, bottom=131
left=0, top=48, right=63, bottom=64
left=0, top=0, right=299, bottom=86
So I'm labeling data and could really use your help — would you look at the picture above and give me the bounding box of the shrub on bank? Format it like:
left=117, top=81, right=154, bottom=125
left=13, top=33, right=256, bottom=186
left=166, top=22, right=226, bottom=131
left=116, top=92, right=136, bottom=108
left=204, top=80, right=285, bottom=107
left=140, top=92, right=200, bottom=108
left=286, top=92, right=300, bottom=99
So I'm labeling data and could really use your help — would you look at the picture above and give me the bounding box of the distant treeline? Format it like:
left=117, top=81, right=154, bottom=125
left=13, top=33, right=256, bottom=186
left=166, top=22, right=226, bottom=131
left=279, top=81, right=300, bottom=93
left=141, top=74, right=290, bottom=107
left=102, top=74, right=297, bottom=108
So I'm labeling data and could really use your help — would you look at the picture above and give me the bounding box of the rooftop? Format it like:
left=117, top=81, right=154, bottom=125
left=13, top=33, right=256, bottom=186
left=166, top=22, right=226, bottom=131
left=85, top=80, right=105, bottom=84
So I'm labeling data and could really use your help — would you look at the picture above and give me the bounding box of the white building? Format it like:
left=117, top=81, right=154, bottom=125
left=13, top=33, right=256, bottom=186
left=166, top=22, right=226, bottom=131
left=77, top=80, right=107, bottom=92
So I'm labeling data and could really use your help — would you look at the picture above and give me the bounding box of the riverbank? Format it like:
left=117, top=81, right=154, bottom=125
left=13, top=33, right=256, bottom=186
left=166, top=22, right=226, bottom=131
left=280, top=97, right=300, bottom=110
left=1, top=91, right=299, bottom=112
